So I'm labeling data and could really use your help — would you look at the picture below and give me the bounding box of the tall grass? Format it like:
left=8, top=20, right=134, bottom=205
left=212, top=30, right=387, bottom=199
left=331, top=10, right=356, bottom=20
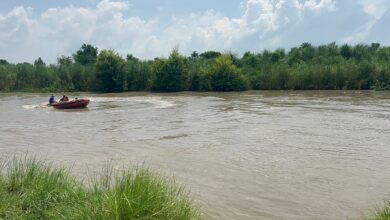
left=366, top=201, right=390, bottom=220
left=0, top=156, right=201, bottom=220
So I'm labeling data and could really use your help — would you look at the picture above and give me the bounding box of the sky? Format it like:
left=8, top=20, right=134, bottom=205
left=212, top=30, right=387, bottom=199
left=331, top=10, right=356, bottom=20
left=0, top=0, right=389, bottom=63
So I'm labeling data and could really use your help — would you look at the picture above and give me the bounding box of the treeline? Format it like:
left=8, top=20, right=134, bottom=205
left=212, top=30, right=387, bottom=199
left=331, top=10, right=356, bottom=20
left=1, top=42, right=390, bottom=92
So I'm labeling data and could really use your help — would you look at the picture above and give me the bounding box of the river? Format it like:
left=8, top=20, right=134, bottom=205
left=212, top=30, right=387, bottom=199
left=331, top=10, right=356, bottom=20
left=0, top=91, right=390, bottom=219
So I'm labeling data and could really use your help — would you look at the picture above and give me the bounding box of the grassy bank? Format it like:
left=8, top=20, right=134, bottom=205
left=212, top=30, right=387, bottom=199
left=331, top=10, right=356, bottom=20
left=366, top=202, right=390, bottom=220
left=0, top=156, right=200, bottom=219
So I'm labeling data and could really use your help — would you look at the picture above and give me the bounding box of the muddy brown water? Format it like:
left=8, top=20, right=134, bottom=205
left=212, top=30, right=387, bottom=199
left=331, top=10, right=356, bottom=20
left=1, top=91, right=390, bottom=219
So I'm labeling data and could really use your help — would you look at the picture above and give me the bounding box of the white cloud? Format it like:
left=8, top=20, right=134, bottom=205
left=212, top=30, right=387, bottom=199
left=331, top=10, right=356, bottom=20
left=360, top=0, right=388, bottom=19
left=0, top=7, right=35, bottom=41
left=164, top=0, right=338, bottom=53
left=0, top=1, right=158, bottom=62
left=343, top=0, right=389, bottom=43
left=96, top=0, right=128, bottom=11
left=294, top=0, right=336, bottom=13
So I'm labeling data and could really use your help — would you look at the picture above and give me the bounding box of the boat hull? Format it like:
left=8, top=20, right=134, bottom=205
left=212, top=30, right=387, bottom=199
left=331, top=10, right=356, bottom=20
left=51, top=99, right=90, bottom=109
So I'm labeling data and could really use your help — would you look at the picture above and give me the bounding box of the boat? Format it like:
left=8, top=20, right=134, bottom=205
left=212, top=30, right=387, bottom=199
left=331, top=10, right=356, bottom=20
left=50, top=99, right=90, bottom=109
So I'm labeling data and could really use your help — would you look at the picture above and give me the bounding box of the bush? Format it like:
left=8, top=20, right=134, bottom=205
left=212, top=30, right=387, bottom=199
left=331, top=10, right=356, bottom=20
left=210, top=54, right=248, bottom=91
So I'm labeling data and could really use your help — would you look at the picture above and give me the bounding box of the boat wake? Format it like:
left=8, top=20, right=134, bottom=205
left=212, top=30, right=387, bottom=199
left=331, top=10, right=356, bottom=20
left=22, top=103, right=49, bottom=110
left=89, top=96, right=175, bottom=109
left=21, top=97, right=175, bottom=111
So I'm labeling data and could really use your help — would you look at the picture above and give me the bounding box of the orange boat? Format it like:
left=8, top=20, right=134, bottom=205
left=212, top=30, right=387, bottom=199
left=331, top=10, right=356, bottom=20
left=50, top=99, right=90, bottom=109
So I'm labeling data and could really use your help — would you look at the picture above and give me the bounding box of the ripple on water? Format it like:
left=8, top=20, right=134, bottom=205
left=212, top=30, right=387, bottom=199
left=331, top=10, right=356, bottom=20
left=89, top=96, right=175, bottom=109
left=22, top=102, right=50, bottom=110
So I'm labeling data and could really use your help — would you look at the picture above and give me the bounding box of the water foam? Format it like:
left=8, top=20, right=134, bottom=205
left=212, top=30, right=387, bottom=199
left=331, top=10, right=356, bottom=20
left=89, top=96, right=175, bottom=109
left=22, top=102, right=49, bottom=110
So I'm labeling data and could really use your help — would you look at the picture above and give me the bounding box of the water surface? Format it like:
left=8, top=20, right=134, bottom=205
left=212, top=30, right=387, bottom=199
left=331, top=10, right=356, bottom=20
left=1, top=91, right=390, bottom=219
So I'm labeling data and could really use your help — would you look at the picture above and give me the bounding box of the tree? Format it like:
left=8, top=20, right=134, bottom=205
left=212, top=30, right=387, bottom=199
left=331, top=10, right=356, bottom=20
left=15, top=63, right=35, bottom=90
left=340, top=44, right=352, bottom=59
left=327, top=42, right=339, bottom=56
left=274, top=48, right=286, bottom=59
left=190, top=51, right=199, bottom=59
left=95, top=50, right=126, bottom=92
left=357, top=60, right=375, bottom=89
left=353, top=44, right=370, bottom=61
left=0, top=59, right=8, bottom=65
left=126, top=54, right=139, bottom=62
left=34, top=57, right=45, bottom=66
left=300, top=42, right=315, bottom=62
left=370, top=43, right=380, bottom=52
left=57, top=56, right=73, bottom=66
left=288, top=47, right=302, bottom=65
left=152, top=48, right=189, bottom=92
left=126, top=60, right=152, bottom=91
left=200, top=51, right=222, bottom=59
left=241, top=52, right=257, bottom=68
left=378, top=47, right=390, bottom=62
left=210, top=54, right=248, bottom=91
left=73, top=44, right=98, bottom=65
left=0, top=64, right=16, bottom=91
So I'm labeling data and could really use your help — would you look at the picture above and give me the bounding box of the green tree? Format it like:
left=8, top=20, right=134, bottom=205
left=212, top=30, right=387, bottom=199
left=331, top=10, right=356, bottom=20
left=126, top=60, right=152, bottom=91
left=57, top=56, right=73, bottom=66
left=300, top=42, right=315, bottom=62
left=241, top=52, right=258, bottom=68
left=288, top=47, right=302, bottom=65
left=200, top=51, right=222, bottom=59
left=0, top=64, right=16, bottom=91
left=34, top=57, right=45, bottom=67
left=370, top=43, right=380, bottom=52
left=340, top=44, right=353, bottom=59
left=188, top=59, right=212, bottom=91
left=0, top=59, right=9, bottom=65
left=353, top=44, right=370, bottom=61
left=73, top=44, right=98, bottom=65
left=126, top=54, right=139, bottom=62
left=210, top=54, right=248, bottom=91
left=95, top=50, right=126, bottom=92
left=152, top=48, right=189, bottom=92
left=190, top=51, right=199, bottom=59
left=327, top=42, right=339, bottom=56
left=15, top=63, right=35, bottom=90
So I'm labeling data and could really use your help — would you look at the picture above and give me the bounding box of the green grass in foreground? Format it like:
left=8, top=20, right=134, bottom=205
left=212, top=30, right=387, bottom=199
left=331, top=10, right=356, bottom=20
left=0, top=156, right=200, bottom=220
left=366, top=201, right=390, bottom=220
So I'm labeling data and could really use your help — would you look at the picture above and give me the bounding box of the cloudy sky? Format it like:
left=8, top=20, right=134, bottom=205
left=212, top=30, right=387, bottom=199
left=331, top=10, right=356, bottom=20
left=0, top=0, right=389, bottom=63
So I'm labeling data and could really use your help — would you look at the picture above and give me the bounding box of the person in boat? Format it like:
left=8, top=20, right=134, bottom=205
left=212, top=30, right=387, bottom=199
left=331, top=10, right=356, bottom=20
left=49, top=95, right=55, bottom=105
left=60, top=95, right=69, bottom=102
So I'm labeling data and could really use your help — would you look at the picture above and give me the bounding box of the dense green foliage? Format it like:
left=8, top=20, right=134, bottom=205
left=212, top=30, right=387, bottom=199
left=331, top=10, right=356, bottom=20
left=152, top=48, right=189, bottom=92
left=95, top=50, right=126, bottom=92
left=210, top=55, right=248, bottom=91
left=73, top=43, right=98, bottom=65
left=1, top=42, right=390, bottom=92
left=0, top=156, right=200, bottom=219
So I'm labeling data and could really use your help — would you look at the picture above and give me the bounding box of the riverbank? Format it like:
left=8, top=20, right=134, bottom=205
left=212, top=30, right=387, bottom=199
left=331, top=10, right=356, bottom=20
left=0, top=156, right=200, bottom=219
left=367, top=202, right=390, bottom=220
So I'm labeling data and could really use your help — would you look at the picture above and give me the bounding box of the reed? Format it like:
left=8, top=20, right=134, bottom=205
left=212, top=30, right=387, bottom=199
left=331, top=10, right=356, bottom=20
left=0, top=156, right=200, bottom=220
left=366, top=201, right=390, bottom=220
